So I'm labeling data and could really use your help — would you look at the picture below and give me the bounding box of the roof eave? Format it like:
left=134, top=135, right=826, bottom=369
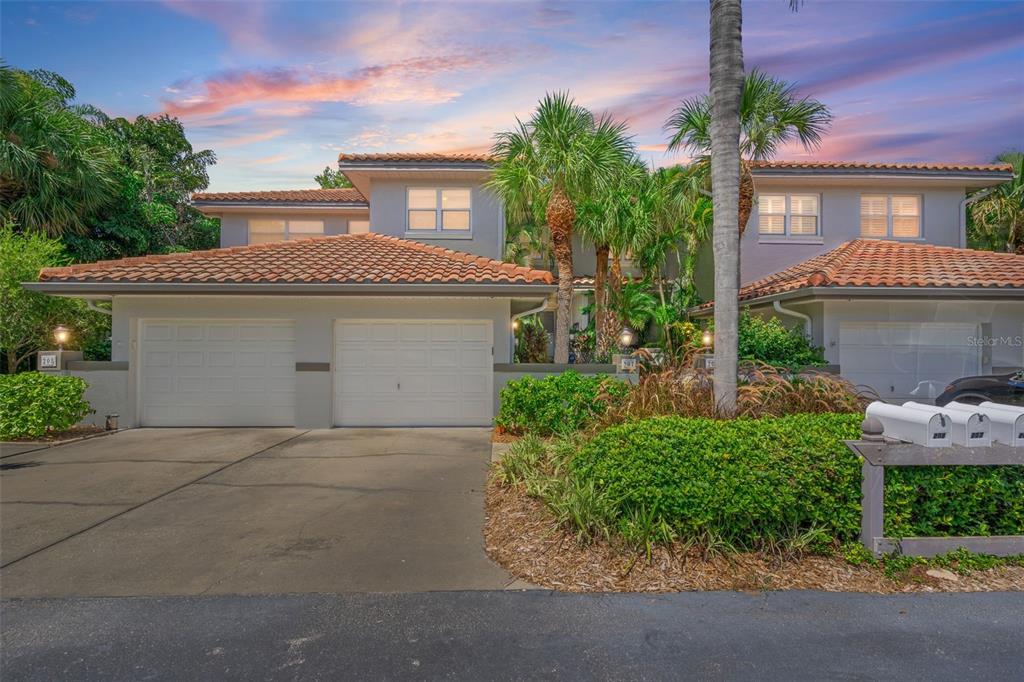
left=690, top=284, right=1024, bottom=316
left=24, top=281, right=556, bottom=297
left=750, top=168, right=1013, bottom=182
left=336, top=161, right=493, bottom=172
left=192, top=201, right=368, bottom=210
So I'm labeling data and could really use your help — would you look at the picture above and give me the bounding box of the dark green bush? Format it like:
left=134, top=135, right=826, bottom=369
left=737, top=311, right=825, bottom=370
left=0, top=372, right=91, bottom=439
left=571, top=413, right=1024, bottom=548
left=496, top=371, right=630, bottom=436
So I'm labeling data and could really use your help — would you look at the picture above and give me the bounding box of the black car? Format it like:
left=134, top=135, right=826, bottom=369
left=934, top=370, right=1024, bottom=407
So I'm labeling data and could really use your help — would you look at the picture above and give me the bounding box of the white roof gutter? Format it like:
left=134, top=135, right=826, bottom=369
left=24, top=281, right=556, bottom=297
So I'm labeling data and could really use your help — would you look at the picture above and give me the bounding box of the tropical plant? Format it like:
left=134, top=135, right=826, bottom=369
left=969, top=151, right=1023, bottom=254
left=665, top=69, right=832, bottom=237
left=0, top=64, right=118, bottom=235
left=314, top=166, right=353, bottom=189
left=504, top=219, right=548, bottom=266
left=609, top=280, right=658, bottom=333
left=488, top=92, right=635, bottom=363
left=514, top=315, right=550, bottom=363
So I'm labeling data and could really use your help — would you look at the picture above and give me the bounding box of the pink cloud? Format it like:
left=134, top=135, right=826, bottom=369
left=214, top=128, right=288, bottom=148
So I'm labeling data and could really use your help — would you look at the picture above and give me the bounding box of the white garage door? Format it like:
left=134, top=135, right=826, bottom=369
left=334, top=320, right=493, bottom=426
left=839, top=322, right=981, bottom=401
left=139, top=319, right=296, bottom=426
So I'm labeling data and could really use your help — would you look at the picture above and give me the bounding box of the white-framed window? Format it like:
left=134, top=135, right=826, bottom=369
left=348, top=220, right=370, bottom=235
left=248, top=219, right=325, bottom=244
left=860, top=194, right=921, bottom=239
left=757, top=193, right=820, bottom=237
left=407, top=188, right=471, bottom=233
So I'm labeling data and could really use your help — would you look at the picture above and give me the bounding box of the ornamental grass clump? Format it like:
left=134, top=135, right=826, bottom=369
left=595, top=363, right=866, bottom=428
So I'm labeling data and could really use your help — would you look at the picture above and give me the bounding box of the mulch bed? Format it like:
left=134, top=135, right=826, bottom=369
left=484, top=476, right=1024, bottom=593
left=4, top=425, right=106, bottom=444
left=491, top=428, right=521, bottom=444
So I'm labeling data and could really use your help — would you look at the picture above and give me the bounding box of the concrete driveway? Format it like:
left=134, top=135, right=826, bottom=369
left=0, top=428, right=512, bottom=597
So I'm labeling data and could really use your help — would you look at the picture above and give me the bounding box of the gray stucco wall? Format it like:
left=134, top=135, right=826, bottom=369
left=368, top=179, right=505, bottom=260
left=218, top=210, right=370, bottom=247
left=739, top=182, right=967, bottom=284
left=110, top=296, right=512, bottom=428
left=65, top=364, right=129, bottom=428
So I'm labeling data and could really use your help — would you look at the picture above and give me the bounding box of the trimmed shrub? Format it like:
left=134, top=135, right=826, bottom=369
left=570, top=413, right=1024, bottom=548
left=737, top=311, right=825, bottom=370
left=496, top=371, right=630, bottom=436
left=0, top=372, right=91, bottom=439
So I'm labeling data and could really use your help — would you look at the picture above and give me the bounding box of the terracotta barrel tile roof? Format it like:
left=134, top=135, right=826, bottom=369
left=40, top=234, right=554, bottom=286
left=748, top=160, right=1012, bottom=173
left=699, top=240, right=1024, bottom=309
left=191, top=188, right=366, bottom=203
left=337, top=152, right=495, bottom=163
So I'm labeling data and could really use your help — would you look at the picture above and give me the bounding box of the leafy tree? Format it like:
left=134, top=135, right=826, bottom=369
left=314, top=166, right=353, bottom=188
left=489, top=92, right=634, bottom=362
left=64, top=114, right=219, bottom=262
left=969, top=151, right=1023, bottom=254
left=0, top=224, right=108, bottom=372
left=0, top=64, right=118, bottom=235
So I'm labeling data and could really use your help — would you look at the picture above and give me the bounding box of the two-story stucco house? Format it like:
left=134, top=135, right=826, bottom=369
left=28, top=154, right=1023, bottom=427
left=692, top=160, right=1024, bottom=400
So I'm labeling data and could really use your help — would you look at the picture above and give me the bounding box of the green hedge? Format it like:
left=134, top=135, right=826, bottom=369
left=571, top=413, right=1024, bottom=547
left=0, top=372, right=91, bottom=440
left=496, top=371, right=630, bottom=436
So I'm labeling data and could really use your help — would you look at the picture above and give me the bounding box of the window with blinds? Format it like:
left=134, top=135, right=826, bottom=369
left=407, top=188, right=472, bottom=232
left=757, top=194, right=819, bottom=237
left=248, top=219, right=325, bottom=244
left=860, top=195, right=921, bottom=239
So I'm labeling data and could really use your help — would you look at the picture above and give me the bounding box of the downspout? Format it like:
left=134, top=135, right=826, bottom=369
left=86, top=299, right=112, bottom=316
left=960, top=187, right=996, bottom=249
left=510, top=296, right=556, bottom=363
left=773, top=300, right=811, bottom=338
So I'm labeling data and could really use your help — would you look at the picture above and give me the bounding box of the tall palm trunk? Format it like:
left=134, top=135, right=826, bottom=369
left=593, top=243, right=610, bottom=358
left=548, top=185, right=575, bottom=363
left=708, top=0, right=743, bottom=414
left=601, top=254, right=623, bottom=358
left=737, top=161, right=754, bottom=235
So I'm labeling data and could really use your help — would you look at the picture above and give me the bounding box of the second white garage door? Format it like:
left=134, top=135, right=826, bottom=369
left=839, top=322, right=982, bottom=401
left=139, top=319, right=296, bottom=426
left=334, top=320, right=493, bottom=426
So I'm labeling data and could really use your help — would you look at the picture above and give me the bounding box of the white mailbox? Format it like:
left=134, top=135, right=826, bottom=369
left=865, top=401, right=952, bottom=447
left=973, top=401, right=1024, bottom=447
left=902, top=402, right=991, bottom=447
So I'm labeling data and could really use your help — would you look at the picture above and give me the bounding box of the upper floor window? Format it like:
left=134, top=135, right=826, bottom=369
left=860, top=195, right=921, bottom=239
left=407, top=188, right=471, bottom=232
left=348, top=220, right=370, bottom=235
left=248, top=219, right=324, bottom=244
left=758, top=194, right=819, bottom=237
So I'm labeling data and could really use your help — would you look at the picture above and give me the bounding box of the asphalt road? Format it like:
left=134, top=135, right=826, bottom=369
left=3, top=590, right=1023, bottom=680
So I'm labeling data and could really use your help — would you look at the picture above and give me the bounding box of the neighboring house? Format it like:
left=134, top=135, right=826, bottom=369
left=28, top=153, right=554, bottom=429
left=693, top=161, right=1023, bottom=401
left=26, top=153, right=1021, bottom=428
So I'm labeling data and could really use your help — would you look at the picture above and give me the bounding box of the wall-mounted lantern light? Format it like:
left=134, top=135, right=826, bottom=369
left=701, top=329, right=713, bottom=348
left=512, top=319, right=520, bottom=331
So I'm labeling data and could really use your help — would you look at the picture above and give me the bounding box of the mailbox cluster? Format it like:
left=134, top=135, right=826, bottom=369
left=865, top=400, right=1024, bottom=448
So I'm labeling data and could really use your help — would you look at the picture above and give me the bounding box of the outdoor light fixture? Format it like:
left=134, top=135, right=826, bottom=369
left=618, top=326, right=637, bottom=349
left=512, top=319, right=520, bottom=330
left=53, top=325, right=70, bottom=350
left=701, top=329, right=713, bottom=347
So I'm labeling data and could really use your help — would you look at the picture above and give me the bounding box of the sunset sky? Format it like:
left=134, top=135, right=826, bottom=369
left=3, top=1, right=1023, bottom=191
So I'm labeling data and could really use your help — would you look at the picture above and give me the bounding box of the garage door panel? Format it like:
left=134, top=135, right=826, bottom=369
left=334, top=319, right=493, bottom=426
left=839, top=322, right=981, bottom=401
left=139, top=320, right=295, bottom=427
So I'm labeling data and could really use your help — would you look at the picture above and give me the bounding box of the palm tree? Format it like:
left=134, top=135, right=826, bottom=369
left=702, top=0, right=745, bottom=413
left=665, top=68, right=832, bottom=237
left=488, top=92, right=634, bottom=363
left=970, top=151, right=1023, bottom=254
left=576, top=158, right=648, bottom=358
left=0, top=64, right=117, bottom=235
